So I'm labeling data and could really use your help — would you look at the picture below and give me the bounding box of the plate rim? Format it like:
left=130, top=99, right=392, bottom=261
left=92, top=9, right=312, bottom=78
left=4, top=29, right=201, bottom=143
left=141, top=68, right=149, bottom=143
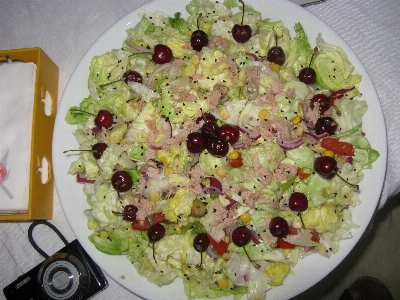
left=52, top=0, right=388, bottom=299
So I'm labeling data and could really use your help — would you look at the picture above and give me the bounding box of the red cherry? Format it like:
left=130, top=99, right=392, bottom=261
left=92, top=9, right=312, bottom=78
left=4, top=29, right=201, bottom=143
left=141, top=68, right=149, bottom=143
left=147, top=223, right=165, bottom=242
left=288, top=192, right=308, bottom=212
left=232, top=0, right=252, bottom=43
left=206, top=138, right=229, bottom=157
left=218, top=124, right=239, bottom=144
left=191, top=30, right=209, bottom=51
left=311, top=94, right=331, bottom=114
left=231, top=226, right=251, bottom=247
left=298, top=67, right=316, bottom=84
left=187, top=132, right=207, bottom=153
left=315, top=116, right=337, bottom=135
left=94, top=110, right=113, bottom=128
left=269, top=216, right=289, bottom=238
left=92, top=143, right=107, bottom=159
left=123, top=205, right=138, bottom=221
left=152, top=44, right=173, bottom=64
left=201, top=121, right=219, bottom=139
left=267, top=46, right=286, bottom=65
left=124, top=70, right=143, bottom=84
left=111, top=171, right=133, bottom=192
left=193, top=233, right=210, bottom=252
left=314, top=156, right=337, bottom=179
left=232, top=24, right=252, bottom=43
left=196, top=113, right=216, bottom=124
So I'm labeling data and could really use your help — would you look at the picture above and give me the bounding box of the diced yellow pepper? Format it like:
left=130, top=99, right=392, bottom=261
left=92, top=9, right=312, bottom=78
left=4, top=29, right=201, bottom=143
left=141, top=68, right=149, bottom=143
left=323, top=150, right=335, bottom=157
left=164, top=167, right=174, bottom=175
left=291, top=115, right=301, bottom=125
left=271, top=62, right=280, bottom=73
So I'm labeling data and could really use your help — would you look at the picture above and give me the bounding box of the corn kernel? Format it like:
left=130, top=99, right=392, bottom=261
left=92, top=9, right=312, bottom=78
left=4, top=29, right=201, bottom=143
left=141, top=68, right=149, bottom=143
left=164, top=167, right=174, bottom=175
left=323, top=150, right=335, bottom=157
left=220, top=109, right=230, bottom=120
left=314, top=143, right=326, bottom=153
left=150, top=192, right=161, bottom=202
left=258, top=109, right=271, bottom=119
left=99, top=231, right=109, bottom=239
left=87, top=219, right=98, bottom=230
left=227, top=150, right=240, bottom=160
left=217, top=278, right=229, bottom=290
left=216, top=167, right=227, bottom=178
left=295, top=125, right=304, bottom=137
left=271, top=62, right=280, bottom=73
left=291, top=115, right=301, bottom=125
left=240, top=212, right=252, bottom=223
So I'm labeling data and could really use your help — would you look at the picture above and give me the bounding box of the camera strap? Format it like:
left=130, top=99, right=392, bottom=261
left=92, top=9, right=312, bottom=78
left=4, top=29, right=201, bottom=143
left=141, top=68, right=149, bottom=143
left=28, top=220, right=69, bottom=259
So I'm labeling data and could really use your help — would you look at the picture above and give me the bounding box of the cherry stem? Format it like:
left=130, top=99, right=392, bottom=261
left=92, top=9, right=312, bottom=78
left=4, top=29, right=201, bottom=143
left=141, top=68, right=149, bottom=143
left=152, top=243, right=158, bottom=264
left=197, top=13, right=202, bottom=31
left=128, top=52, right=153, bottom=58
left=100, top=78, right=124, bottom=89
left=115, top=180, right=124, bottom=200
left=298, top=212, right=305, bottom=228
left=308, top=46, right=318, bottom=68
left=63, top=149, right=94, bottom=154
left=239, top=0, right=245, bottom=25
left=243, top=245, right=260, bottom=269
left=333, top=170, right=359, bottom=190
left=69, top=108, right=95, bottom=116
left=199, top=252, right=203, bottom=269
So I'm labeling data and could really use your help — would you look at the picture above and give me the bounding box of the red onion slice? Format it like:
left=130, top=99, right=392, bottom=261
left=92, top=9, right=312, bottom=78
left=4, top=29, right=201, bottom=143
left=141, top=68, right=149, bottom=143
left=206, top=243, right=219, bottom=259
left=248, top=230, right=260, bottom=245
left=231, top=141, right=245, bottom=149
left=76, top=173, right=95, bottom=184
left=226, top=200, right=239, bottom=211
left=303, top=131, right=330, bottom=142
left=330, top=86, right=355, bottom=103
left=237, top=125, right=261, bottom=140
left=245, top=52, right=258, bottom=61
left=277, top=137, right=304, bottom=150
left=200, top=177, right=223, bottom=194
left=125, top=39, right=152, bottom=53
left=146, top=63, right=172, bottom=87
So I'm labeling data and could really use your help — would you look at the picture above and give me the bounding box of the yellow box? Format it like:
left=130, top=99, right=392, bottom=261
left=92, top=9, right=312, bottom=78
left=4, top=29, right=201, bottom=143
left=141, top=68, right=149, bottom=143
left=0, top=48, right=58, bottom=221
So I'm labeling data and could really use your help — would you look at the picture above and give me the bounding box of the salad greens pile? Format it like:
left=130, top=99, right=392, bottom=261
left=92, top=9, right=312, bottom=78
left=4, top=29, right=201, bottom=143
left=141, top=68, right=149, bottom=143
left=65, top=0, right=379, bottom=299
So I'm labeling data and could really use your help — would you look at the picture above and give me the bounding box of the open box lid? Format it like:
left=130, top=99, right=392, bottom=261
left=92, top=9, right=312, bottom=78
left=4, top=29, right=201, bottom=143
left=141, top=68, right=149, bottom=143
left=0, top=47, right=58, bottom=221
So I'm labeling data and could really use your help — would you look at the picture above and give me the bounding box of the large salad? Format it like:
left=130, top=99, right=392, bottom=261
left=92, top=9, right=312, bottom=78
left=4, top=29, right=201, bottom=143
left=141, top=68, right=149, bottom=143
left=65, top=0, right=379, bottom=299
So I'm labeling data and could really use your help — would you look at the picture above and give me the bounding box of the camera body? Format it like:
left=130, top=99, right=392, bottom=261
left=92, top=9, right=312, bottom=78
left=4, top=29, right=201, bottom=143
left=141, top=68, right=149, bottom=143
left=3, top=239, right=108, bottom=300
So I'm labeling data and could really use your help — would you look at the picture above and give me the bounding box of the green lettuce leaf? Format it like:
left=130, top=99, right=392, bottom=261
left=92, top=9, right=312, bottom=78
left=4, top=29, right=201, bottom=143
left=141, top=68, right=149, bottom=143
left=312, top=33, right=362, bottom=91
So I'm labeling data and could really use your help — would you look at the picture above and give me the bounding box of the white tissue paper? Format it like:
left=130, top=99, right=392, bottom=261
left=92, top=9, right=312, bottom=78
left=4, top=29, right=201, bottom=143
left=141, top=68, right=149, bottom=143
left=0, top=61, right=36, bottom=213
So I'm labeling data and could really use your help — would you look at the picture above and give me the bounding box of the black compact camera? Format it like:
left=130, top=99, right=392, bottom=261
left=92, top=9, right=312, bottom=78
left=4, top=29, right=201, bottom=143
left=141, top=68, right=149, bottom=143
left=3, top=222, right=108, bottom=300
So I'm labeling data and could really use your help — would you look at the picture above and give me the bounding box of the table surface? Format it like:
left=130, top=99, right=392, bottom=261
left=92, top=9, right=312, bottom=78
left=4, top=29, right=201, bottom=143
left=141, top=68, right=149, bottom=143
left=1, top=0, right=399, bottom=299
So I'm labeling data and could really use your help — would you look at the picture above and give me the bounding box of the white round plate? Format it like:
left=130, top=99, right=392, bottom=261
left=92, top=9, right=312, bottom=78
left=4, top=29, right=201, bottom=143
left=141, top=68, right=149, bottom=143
left=52, top=0, right=387, bottom=299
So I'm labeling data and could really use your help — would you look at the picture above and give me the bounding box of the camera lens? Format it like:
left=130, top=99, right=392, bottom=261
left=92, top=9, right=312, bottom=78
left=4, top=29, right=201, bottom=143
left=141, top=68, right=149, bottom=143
left=38, top=253, right=88, bottom=300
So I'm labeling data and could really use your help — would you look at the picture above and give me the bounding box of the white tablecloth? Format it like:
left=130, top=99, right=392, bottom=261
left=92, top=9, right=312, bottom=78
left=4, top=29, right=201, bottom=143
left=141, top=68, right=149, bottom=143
left=1, top=0, right=399, bottom=299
